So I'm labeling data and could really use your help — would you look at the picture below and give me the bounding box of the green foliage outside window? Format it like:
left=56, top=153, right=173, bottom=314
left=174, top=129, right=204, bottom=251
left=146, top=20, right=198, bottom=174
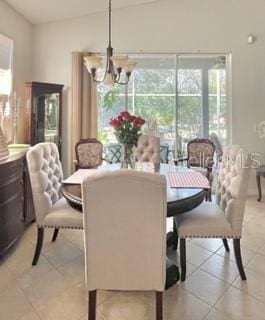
left=97, top=56, right=228, bottom=154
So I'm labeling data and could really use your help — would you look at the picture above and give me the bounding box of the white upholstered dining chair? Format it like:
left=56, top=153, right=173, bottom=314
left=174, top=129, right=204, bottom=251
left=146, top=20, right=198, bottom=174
left=26, top=142, right=83, bottom=265
left=135, top=135, right=160, bottom=164
left=174, top=145, right=250, bottom=281
left=82, top=170, right=167, bottom=320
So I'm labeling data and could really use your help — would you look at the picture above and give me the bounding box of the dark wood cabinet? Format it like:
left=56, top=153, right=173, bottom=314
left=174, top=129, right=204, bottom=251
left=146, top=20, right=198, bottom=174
left=25, top=82, right=63, bottom=154
left=23, top=160, right=35, bottom=226
left=0, top=152, right=35, bottom=257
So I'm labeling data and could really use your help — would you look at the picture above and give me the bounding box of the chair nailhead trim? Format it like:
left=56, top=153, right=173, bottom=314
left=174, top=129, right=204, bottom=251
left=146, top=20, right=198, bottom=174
left=179, top=235, right=241, bottom=239
left=38, top=225, right=83, bottom=230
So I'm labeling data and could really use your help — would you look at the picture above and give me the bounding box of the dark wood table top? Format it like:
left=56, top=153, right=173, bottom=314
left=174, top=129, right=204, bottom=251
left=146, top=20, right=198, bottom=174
left=62, top=163, right=206, bottom=217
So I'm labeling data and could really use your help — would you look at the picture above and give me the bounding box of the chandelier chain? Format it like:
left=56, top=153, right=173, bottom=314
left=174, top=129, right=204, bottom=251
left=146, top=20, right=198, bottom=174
left=108, top=0, right=112, bottom=47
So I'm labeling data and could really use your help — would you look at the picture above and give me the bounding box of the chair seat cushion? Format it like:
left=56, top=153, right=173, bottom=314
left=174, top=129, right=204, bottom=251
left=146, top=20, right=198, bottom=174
left=175, top=201, right=232, bottom=238
left=42, top=198, right=83, bottom=229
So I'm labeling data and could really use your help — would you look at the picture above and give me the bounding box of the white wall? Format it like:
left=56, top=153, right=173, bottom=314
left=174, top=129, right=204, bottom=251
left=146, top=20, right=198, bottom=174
left=0, top=0, right=32, bottom=142
left=32, top=0, right=265, bottom=190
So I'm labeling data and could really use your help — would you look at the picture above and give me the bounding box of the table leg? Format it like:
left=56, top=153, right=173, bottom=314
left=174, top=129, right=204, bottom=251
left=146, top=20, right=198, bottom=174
left=256, top=173, right=262, bottom=202
left=165, top=231, right=180, bottom=289
left=166, top=231, right=178, bottom=248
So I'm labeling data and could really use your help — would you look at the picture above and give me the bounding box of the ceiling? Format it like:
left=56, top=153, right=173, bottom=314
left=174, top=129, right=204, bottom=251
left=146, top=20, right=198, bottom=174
left=4, top=0, right=160, bottom=24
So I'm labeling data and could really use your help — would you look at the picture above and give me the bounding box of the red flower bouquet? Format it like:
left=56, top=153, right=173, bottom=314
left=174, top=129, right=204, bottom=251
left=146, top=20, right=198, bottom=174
left=109, top=111, right=145, bottom=168
left=109, top=111, right=145, bottom=146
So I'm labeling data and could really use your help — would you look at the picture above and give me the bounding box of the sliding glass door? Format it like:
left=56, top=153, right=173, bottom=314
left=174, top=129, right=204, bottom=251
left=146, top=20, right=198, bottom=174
left=97, top=53, right=230, bottom=158
left=176, top=54, right=229, bottom=154
left=208, top=60, right=228, bottom=145
left=126, top=56, right=176, bottom=151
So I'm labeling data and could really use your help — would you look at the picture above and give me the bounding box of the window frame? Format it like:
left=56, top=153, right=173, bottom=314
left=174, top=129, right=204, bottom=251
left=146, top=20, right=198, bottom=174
left=97, top=52, right=232, bottom=152
left=0, top=32, right=13, bottom=116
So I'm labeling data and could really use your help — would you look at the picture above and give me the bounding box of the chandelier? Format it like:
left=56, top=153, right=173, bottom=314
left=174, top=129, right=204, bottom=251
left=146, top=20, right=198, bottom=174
left=84, top=0, right=137, bottom=86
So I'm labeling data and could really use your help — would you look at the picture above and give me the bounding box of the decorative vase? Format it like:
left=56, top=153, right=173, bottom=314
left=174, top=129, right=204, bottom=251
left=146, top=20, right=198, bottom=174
left=121, top=144, right=135, bottom=169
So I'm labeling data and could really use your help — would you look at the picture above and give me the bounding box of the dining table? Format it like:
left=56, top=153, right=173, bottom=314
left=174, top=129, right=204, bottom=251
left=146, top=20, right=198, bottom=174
left=61, top=163, right=207, bottom=289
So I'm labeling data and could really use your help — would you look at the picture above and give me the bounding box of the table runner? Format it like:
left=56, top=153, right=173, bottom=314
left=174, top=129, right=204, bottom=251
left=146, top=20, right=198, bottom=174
left=167, top=171, right=210, bottom=189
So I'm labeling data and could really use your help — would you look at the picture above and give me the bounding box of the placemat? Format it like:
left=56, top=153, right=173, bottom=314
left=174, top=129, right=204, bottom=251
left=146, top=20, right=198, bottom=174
left=167, top=171, right=210, bottom=189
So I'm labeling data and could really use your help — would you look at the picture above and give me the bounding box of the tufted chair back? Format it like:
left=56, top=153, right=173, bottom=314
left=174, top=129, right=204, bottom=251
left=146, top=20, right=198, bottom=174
left=75, top=138, right=103, bottom=169
left=216, top=145, right=250, bottom=237
left=135, top=135, right=160, bottom=164
left=26, top=142, right=63, bottom=226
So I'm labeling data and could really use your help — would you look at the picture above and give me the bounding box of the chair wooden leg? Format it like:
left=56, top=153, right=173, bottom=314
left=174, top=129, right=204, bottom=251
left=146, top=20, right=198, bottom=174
left=173, top=221, right=178, bottom=250
left=205, top=189, right=212, bottom=202
left=222, top=239, right=230, bottom=252
left=32, top=227, right=44, bottom=266
left=233, top=239, right=246, bottom=280
left=180, top=238, right=186, bottom=281
left=156, top=291, right=163, bottom=320
left=88, top=290, right=97, bottom=320
left=52, top=228, right=60, bottom=242
left=208, top=188, right=212, bottom=202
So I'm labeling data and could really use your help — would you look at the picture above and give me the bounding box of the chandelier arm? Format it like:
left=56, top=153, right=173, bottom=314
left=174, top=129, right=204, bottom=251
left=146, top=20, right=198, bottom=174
left=116, top=71, right=132, bottom=85
left=93, top=79, right=105, bottom=84
left=90, top=68, right=107, bottom=83
left=115, top=79, right=129, bottom=86
left=102, top=69, right=108, bottom=82
left=91, top=75, right=106, bottom=84
left=115, top=72, right=121, bottom=82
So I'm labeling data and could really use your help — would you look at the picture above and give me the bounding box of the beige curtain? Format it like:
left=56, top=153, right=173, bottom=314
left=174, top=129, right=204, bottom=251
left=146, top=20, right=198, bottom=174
left=70, top=52, right=98, bottom=172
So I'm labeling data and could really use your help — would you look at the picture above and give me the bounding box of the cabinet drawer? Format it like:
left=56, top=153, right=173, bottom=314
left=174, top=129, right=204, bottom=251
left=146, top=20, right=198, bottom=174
left=0, top=196, right=24, bottom=254
left=0, top=159, right=23, bottom=184
left=0, top=176, right=23, bottom=204
left=0, top=193, right=24, bottom=215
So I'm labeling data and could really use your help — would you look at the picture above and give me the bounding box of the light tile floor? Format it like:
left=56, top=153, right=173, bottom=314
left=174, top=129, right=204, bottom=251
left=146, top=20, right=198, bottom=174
left=1, top=197, right=265, bottom=320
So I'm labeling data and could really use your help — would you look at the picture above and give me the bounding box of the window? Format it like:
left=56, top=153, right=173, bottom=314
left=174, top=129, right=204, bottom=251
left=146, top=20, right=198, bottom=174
left=177, top=68, right=203, bottom=148
left=97, top=54, right=230, bottom=157
left=0, top=33, right=13, bottom=118
left=127, top=57, right=176, bottom=149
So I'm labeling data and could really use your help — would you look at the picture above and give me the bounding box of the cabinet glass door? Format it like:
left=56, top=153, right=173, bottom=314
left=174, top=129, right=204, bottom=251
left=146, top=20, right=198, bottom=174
left=34, top=93, right=60, bottom=147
